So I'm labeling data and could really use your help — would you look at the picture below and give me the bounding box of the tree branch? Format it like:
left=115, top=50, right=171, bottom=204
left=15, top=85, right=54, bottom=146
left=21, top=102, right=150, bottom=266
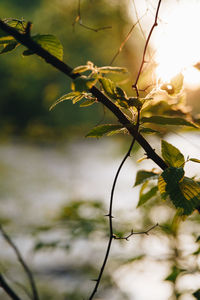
left=113, top=223, right=159, bottom=240
left=0, top=273, right=22, bottom=300
left=0, top=225, right=39, bottom=300
left=0, top=18, right=167, bottom=170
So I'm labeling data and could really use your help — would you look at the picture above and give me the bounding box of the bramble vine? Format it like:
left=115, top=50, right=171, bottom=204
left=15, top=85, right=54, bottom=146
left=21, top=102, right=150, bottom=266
left=0, top=1, right=200, bottom=300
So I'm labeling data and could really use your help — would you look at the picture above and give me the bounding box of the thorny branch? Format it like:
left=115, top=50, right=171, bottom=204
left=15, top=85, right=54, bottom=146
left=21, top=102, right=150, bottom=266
left=72, top=0, right=112, bottom=32
left=113, top=223, right=159, bottom=240
left=0, top=2, right=165, bottom=299
left=88, top=109, right=141, bottom=300
left=0, top=273, right=22, bottom=300
left=89, top=1, right=162, bottom=298
left=0, top=225, right=39, bottom=300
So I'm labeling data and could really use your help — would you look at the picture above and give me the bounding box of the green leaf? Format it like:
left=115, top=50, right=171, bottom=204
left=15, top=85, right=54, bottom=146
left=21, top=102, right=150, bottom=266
left=134, top=170, right=159, bottom=186
left=72, top=94, right=84, bottom=104
left=161, top=140, right=185, bottom=167
left=158, top=167, right=200, bottom=215
left=71, top=76, right=97, bottom=92
left=193, top=289, right=200, bottom=300
left=0, top=41, right=18, bottom=54
left=72, top=65, right=90, bottom=74
left=98, top=66, right=127, bottom=73
left=137, top=185, right=158, bottom=207
left=99, top=78, right=116, bottom=99
left=139, top=127, right=159, bottom=134
left=49, top=91, right=81, bottom=110
left=0, top=36, right=15, bottom=44
left=141, top=116, right=198, bottom=128
left=114, top=86, right=127, bottom=100
left=80, top=98, right=96, bottom=107
left=189, top=158, right=200, bottom=164
left=86, top=124, right=123, bottom=138
left=23, top=34, right=63, bottom=60
left=165, top=266, right=182, bottom=283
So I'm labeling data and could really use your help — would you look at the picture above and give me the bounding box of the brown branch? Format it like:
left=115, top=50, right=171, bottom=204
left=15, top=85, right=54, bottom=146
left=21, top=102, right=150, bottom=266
left=0, top=18, right=167, bottom=170
left=0, top=225, right=39, bottom=300
left=72, top=0, right=112, bottom=32
left=113, top=223, right=159, bottom=241
left=0, top=273, right=22, bottom=300
left=88, top=109, right=141, bottom=300
left=132, top=0, right=162, bottom=96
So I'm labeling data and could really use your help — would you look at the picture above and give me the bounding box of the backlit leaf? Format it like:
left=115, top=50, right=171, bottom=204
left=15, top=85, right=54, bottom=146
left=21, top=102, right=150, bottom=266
left=161, top=140, right=185, bottom=167
left=137, top=185, right=158, bottom=207
left=134, top=170, right=159, bottom=186
left=72, top=65, right=90, bottom=74
left=49, top=91, right=81, bottom=110
left=98, top=66, right=127, bottom=73
left=71, top=76, right=97, bottom=92
left=23, top=34, right=63, bottom=60
left=99, top=78, right=116, bottom=99
left=189, top=158, right=200, bottom=164
left=86, top=124, right=123, bottom=138
left=80, top=98, right=96, bottom=107
left=141, top=116, right=198, bottom=128
left=158, top=167, right=200, bottom=215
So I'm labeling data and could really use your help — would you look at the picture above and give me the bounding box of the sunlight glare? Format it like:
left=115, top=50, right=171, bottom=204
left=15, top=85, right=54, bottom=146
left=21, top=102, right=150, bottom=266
left=153, top=1, right=200, bottom=89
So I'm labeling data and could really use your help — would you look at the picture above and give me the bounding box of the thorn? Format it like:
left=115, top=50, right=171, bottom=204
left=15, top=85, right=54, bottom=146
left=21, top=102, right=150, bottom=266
left=91, top=279, right=98, bottom=282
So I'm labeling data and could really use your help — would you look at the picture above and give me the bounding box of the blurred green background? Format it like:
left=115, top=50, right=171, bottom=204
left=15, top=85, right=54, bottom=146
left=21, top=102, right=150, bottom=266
left=0, top=0, right=144, bottom=141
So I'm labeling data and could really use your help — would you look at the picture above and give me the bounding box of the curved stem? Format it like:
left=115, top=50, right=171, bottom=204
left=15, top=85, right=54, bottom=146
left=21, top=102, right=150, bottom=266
left=88, top=110, right=140, bottom=300
left=0, top=274, right=22, bottom=300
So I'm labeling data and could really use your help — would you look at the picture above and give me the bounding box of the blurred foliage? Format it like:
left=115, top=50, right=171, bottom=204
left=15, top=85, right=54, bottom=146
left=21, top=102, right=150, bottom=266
left=0, top=0, right=142, bottom=140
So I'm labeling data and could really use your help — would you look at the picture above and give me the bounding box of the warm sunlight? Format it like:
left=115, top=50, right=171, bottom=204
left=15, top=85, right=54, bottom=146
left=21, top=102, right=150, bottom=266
left=153, top=0, right=200, bottom=89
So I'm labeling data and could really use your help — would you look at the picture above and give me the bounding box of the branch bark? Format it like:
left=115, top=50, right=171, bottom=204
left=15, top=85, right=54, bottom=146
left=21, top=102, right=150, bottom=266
left=0, top=19, right=167, bottom=171
left=0, top=274, right=22, bottom=300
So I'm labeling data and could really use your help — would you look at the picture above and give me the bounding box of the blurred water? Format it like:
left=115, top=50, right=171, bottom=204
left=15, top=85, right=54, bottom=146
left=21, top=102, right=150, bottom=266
left=0, top=133, right=199, bottom=300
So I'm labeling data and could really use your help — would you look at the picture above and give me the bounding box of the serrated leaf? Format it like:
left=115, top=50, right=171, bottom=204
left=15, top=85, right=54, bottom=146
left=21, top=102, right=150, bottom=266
left=161, top=140, right=185, bottom=167
left=134, top=170, right=159, bottom=186
left=141, top=116, right=198, bottom=128
left=0, top=41, right=18, bottom=54
left=137, top=185, right=158, bottom=207
left=49, top=91, right=81, bottom=110
left=86, top=124, right=123, bottom=138
left=99, top=77, right=116, bottom=99
left=189, top=158, right=200, bottom=164
left=158, top=167, right=200, bottom=215
left=23, top=34, right=63, bottom=60
left=98, top=66, right=127, bottom=73
left=193, top=289, right=200, bottom=300
left=72, top=65, right=90, bottom=74
left=80, top=98, right=96, bottom=107
left=71, top=76, right=97, bottom=92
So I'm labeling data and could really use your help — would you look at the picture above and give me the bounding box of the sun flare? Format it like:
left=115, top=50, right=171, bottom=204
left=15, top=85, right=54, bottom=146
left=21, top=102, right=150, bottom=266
left=153, top=1, right=200, bottom=89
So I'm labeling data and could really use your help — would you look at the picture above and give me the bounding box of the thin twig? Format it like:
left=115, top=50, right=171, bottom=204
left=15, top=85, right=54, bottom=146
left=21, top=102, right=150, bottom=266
left=72, top=0, right=111, bottom=32
left=88, top=110, right=141, bottom=300
left=132, top=0, right=162, bottom=96
left=114, top=223, right=159, bottom=240
left=109, top=11, right=147, bottom=65
left=0, top=225, right=39, bottom=300
left=0, top=273, right=22, bottom=300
